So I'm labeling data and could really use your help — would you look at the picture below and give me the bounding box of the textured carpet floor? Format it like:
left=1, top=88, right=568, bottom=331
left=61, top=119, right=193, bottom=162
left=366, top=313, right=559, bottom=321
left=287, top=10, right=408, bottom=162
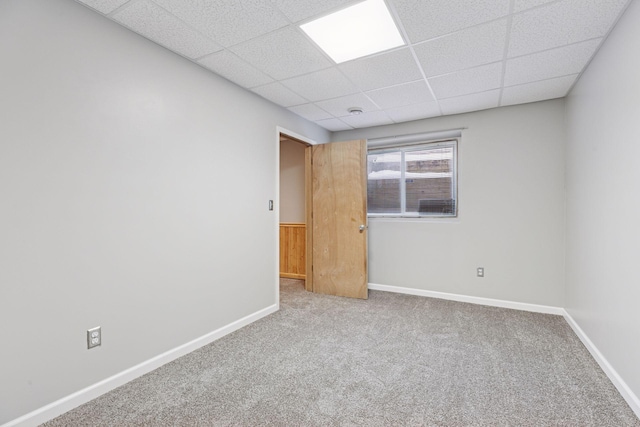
left=43, top=279, right=639, bottom=426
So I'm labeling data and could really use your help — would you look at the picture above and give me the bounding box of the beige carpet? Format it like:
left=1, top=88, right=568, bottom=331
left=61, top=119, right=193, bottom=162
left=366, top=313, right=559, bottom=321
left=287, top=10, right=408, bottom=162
left=43, top=279, right=639, bottom=426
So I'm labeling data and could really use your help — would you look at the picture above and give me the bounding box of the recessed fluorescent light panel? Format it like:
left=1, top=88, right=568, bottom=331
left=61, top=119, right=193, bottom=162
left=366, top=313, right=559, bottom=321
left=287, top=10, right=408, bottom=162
left=300, top=0, right=405, bottom=64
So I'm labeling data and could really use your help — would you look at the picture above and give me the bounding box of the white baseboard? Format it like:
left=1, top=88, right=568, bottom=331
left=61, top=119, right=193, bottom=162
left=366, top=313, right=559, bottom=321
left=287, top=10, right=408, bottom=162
left=368, top=283, right=564, bottom=315
left=367, top=282, right=639, bottom=419
left=563, top=311, right=640, bottom=419
left=7, top=288, right=639, bottom=425
left=3, top=304, right=278, bottom=427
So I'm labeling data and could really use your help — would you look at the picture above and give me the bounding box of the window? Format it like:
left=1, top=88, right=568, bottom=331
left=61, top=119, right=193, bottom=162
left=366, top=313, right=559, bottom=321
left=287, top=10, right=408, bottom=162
left=367, top=140, right=457, bottom=217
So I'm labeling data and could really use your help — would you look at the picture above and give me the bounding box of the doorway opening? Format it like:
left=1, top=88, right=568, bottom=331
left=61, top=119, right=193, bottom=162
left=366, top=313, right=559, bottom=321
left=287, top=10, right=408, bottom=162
left=279, top=132, right=312, bottom=293
left=277, top=128, right=369, bottom=302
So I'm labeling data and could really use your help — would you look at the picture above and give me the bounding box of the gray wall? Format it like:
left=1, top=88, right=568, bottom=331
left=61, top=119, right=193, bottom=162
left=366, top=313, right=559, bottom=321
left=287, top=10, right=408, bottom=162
left=279, top=139, right=306, bottom=223
left=565, top=0, right=640, bottom=403
left=334, top=101, right=566, bottom=307
left=4, top=0, right=639, bottom=423
left=0, top=0, right=328, bottom=423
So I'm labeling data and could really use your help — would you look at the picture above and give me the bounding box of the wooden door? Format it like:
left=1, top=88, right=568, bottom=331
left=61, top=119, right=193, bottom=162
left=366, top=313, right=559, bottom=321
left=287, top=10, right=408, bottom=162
left=310, top=139, right=368, bottom=299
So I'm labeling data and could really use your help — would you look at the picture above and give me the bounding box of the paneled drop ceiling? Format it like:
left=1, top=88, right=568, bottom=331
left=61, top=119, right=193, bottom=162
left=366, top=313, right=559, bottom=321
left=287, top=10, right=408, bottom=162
left=76, top=0, right=630, bottom=131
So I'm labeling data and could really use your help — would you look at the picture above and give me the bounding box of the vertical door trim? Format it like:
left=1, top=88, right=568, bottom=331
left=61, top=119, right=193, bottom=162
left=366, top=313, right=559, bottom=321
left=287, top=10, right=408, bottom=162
left=305, top=146, right=313, bottom=292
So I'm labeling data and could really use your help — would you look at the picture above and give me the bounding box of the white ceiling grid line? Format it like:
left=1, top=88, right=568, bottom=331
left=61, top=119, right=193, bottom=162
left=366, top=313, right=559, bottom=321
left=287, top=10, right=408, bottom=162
left=230, top=26, right=333, bottom=81
left=440, top=89, right=502, bottom=115
left=315, top=117, right=354, bottom=131
left=151, top=0, right=290, bottom=48
left=197, top=50, right=274, bottom=88
left=340, top=110, right=394, bottom=128
left=502, top=74, right=578, bottom=106
left=338, top=47, right=424, bottom=92
left=384, top=0, right=443, bottom=117
left=497, top=0, right=516, bottom=111
left=74, top=0, right=633, bottom=130
left=504, top=38, right=602, bottom=87
left=365, top=80, right=434, bottom=110
left=287, top=104, right=333, bottom=121
left=274, top=0, right=362, bottom=23
left=280, top=67, right=360, bottom=102
left=112, top=0, right=222, bottom=60
left=250, top=82, right=308, bottom=107
left=429, top=62, right=504, bottom=100
left=80, top=0, right=130, bottom=14
left=386, top=101, right=441, bottom=123
left=391, top=0, right=512, bottom=43
left=413, top=19, right=509, bottom=78
left=508, top=0, right=630, bottom=57
left=316, top=93, right=381, bottom=118
left=513, top=0, right=558, bottom=13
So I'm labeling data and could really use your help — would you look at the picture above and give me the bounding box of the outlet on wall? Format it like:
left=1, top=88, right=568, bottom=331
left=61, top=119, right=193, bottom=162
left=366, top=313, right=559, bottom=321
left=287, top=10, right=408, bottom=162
left=477, top=267, right=484, bottom=277
left=87, top=326, right=101, bottom=349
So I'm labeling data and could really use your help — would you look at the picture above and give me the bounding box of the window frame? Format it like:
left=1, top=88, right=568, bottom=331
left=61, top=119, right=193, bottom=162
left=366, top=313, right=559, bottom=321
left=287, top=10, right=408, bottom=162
left=367, top=138, right=458, bottom=219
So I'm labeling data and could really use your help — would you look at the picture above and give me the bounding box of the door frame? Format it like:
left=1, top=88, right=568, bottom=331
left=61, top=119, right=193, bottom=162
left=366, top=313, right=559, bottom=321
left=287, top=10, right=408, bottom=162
left=276, top=127, right=317, bottom=307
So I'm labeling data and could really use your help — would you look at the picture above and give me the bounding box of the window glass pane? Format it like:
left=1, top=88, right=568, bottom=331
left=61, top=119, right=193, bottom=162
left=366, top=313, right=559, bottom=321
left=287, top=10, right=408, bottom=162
left=405, top=147, right=455, bottom=215
left=367, top=151, right=401, bottom=213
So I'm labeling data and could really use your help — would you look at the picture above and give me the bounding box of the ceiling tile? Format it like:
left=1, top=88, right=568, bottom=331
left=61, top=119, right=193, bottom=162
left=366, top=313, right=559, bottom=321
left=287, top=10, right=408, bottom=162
left=414, top=19, right=508, bottom=77
left=429, top=62, right=503, bottom=99
left=288, top=104, right=333, bottom=121
left=232, top=27, right=332, bottom=80
left=513, top=0, right=557, bottom=13
left=280, top=68, right=358, bottom=102
left=251, top=82, right=307, bottom=107
left=340, top=110, right=394, bottom=128
left=386, top=102, right=441, bottom=123
left=365, top=81, right=434, bottom=109
left=339, top=48, right=422, bottom=92
left=316, top=94, right=379, bottom=117
left=74, top=0, right=628, bottom=130
left=315, top=118, right=354, bottom=132
left=508, top=0, right=630, bottom=57
left=391, top=0, right=511, bottom=43
left=152, top=0, right=289, bottom=47
left=439, top=90, right=501, bottom=115
left=501, top=74, right=578, bottom=106
left=112, top=1, right=221, bottom=59
left=505, top=39, right=601, bottom=86
left=76, top=0, right=129, bottom=14
left=274, top=0, right=359, bottom=23
left=198, top=50, right=273, bottom=88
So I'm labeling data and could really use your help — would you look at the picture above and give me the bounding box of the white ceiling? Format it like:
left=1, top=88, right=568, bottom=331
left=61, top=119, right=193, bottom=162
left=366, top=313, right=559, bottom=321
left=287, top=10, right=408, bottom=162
left=76, top=0, right=631, bottom=131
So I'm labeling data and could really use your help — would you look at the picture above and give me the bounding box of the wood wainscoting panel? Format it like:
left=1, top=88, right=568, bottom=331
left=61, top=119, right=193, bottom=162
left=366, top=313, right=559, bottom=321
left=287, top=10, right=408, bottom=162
left=280, top=223, right=306, bottom=279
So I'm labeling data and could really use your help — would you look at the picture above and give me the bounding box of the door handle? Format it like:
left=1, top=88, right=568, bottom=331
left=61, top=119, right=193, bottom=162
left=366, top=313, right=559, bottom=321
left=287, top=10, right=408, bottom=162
left=359, top=224, right=367, bottom=232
